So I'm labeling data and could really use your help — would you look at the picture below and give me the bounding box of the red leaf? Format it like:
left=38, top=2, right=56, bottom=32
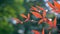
left=42, top=28, right=44, bottom=34
left=20, top=14, right=27, bottom=18
left=28, top=13, right=30, bottom=19
left=31, top=12, right=42, bottom=18
left=24, top=18, right=29, bottom=22
left=36, top=6, right=44, bottom=10
left=38, top=19, right=43, bottom=24
left=55, top=9, right=60, bottom=13
left=47, top=1, right=54, bottom=9
left=32, top=30, right=40, bottom=34
left=43, top=18, right=47, bottom=22
left=24, top=13, right=30, bottom=22
left=54, top=0, right=60, bottom=9
left=31, top=6, right=38, bottom=11
left=47, top=19, right=53, bottom=27
left=43, top=10, right=46, bottom=17
left=53, top=17, right=57, bottom=28
left=51, top=9, right=60, bottom=13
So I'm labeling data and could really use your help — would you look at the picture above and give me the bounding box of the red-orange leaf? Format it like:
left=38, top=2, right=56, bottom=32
left=38, top=19, right=43, bottom=24
left=47, top=1, right=54, bottom=9
left=54, top=0, right=60, bottom=9
left=24, top=18, right=29, bottom=22
left=20, top=14, right=27, bottom=18
left=42, top=28, right=44, bottom=34
left=53, top=17, right=57, bottom=28
left=24, top=13, right=30, bottom=22
left=55, top=9, right=60, bottom=13
left=28, top=13, right=30, bottom=19
left=43, top=10, right=46, bottom=17
left=31, top=6, right=38, bottom=11
left=47, top=19, right=53, bottom=27
left=32, top=30, right=40, bottom=34
left=31, top=12, right=42, bottom=18
left=43, top=18, right=47, bottom=22
left=36, top=6, right=44, bottom=10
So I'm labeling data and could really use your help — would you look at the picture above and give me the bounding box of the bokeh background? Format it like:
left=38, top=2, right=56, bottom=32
left=0, top=0, right=60, bottom=34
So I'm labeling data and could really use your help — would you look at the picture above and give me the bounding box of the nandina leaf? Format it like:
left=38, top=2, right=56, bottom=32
left=31, top=6, right=38, bottom=11
left=38, top=19, right=43, bottom=24
left=42, top=28, right=44, bottom=34
left=43, top=10, right=46, bottom=17
left=52, top=9, right=60, bottom=13
left=43, top=18, right=47, bottom=22
left=36, top=6, right=44, bottom=10
left=55, top=9, right=60, bottom=13
left=32, top=30, right=40, bottom=34
left=53, top=17, right=57, bottom=28
left=47, top=19, right=53, bottom=27
left=24, top=13, right=30, bottom=22
left=37, top=6, right=46, bottom=17
left=20, top=14, right=27, bottom=18
left=31, top=12, right=42, bottom=18
left=28, top=13, right=30, bottom=19
left=47, top=1, right=54, bottom=9
left=54, top=0, right=60, bottom=9
left=24, top=18, right=29, bottom=22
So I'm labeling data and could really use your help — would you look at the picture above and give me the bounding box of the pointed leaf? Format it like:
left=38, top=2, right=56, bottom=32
left=43, top=10, right=46, bottom=17
left=31, top=6, right=38, bottom=11
left=32, top=30, right=40, bottom=34
left=53, top=17, right=57, bottom=28
left=42, top=28, right=44, bottom=34
left=55, top=9, right=60, bottom=13
left=54, top=0, right=60, bottom=9
left=47, top=19, right=53, bottom=27
left=36, top=6, right=44, bottom=10
left=43, top=18, right=47, bottom=22
left=20, top=14, right=27, bottom=18
left=31, top=12, right=42, bottom=18
left=24, top=18, right=29, bottom=22
left=28, top=13, right=30, bottom=19
left=47, top=1, right=54, bottom=9
left=38, top=19, right=43, bottom=24
left=24, top=13, right=30, bottom=22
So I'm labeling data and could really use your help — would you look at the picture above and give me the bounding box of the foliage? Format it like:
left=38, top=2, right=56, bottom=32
left=0, top=0, right=59, bottom=34
left=0, top=0, right=25, bottom=34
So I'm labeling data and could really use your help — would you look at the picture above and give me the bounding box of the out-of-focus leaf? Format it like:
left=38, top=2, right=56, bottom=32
left=31, top=12, right=42, bottom=18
